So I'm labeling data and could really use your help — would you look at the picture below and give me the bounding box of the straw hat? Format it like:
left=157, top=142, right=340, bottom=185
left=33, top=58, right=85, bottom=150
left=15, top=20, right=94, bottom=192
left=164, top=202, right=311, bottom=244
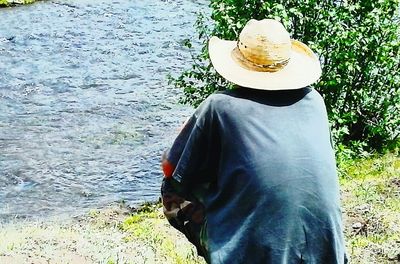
left=209, top=19, right=322, bottom=90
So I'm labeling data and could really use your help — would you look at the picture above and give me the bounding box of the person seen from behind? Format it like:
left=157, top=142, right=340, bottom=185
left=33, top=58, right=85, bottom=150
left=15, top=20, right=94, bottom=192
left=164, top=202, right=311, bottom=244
left=161, top=18, right=347, bottom=264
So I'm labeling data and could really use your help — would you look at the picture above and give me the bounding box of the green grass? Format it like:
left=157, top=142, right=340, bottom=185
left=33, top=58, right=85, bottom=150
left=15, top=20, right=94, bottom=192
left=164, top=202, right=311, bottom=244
left=120, top=203, right=205, bottom=264
left=340, top=152, right=400, bottom=263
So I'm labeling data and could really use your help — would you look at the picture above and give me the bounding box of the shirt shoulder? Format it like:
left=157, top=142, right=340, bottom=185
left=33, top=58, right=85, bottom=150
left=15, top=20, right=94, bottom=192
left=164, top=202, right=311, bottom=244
left=193, top=92, right=233, bottom=120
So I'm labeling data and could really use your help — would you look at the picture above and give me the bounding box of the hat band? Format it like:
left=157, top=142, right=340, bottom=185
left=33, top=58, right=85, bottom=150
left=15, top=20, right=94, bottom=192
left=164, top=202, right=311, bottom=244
left=235, top=42, right=290, bottom=72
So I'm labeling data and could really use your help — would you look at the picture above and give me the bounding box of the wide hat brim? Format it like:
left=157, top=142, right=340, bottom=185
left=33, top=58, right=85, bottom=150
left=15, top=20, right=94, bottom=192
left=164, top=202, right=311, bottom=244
left=209, top=36, right=322, bottom=90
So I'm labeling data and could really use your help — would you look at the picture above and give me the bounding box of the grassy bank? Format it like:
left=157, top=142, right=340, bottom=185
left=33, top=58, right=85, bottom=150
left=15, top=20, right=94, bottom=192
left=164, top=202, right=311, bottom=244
left=0, top=153, right=398, bottom=263
left=0, top=0, right=38, bottom=7
left=0, top=204, right=205, bottom=264
left=340, top=153, right=400, bottom=263
left=0, top=204, right=203, bottom=264
left=120, top=203, right=205, bottom=264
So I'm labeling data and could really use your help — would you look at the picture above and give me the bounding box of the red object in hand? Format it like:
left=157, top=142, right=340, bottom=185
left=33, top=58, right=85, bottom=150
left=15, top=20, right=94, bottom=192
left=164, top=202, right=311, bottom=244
left=162, top=158, right=175, bottom=179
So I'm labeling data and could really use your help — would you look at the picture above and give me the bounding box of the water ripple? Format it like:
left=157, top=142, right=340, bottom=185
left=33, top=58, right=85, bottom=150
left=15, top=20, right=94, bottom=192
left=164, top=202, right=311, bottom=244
left=0, top=0, right=207, bottom=221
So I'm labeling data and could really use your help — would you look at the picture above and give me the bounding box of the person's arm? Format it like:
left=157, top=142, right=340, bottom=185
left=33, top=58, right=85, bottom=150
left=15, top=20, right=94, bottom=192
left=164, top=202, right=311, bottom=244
left=162, top=102, right=215, bottom=188
left=160, top=97, right=217, bottom=221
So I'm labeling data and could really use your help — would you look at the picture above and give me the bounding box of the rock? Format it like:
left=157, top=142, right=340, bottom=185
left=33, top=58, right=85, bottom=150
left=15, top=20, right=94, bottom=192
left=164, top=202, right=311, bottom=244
left=352, top=222, right=363, bottom=229
left=355, top=204, right=371, bottom=213
left=387, top=253, right=400, bottom=262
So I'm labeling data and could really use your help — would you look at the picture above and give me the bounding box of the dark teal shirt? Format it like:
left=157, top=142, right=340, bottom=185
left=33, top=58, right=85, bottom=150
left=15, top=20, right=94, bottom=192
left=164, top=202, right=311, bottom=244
left=167, top=87, right=347, bottom=264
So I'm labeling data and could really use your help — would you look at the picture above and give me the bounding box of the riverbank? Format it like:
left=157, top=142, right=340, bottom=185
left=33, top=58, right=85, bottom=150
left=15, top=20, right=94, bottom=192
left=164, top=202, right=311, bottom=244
left=0, top=202, right=205, bottom=264
left=0, top=0, right=38, bottom=7
left=0, top=153, right=399, bottom=263
left=340, top=152, right=400, bottom=263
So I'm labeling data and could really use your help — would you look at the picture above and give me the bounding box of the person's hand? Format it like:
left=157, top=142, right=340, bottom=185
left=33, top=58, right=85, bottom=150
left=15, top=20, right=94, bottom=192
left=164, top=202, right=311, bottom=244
left=162, top=192, right=185, bottom=219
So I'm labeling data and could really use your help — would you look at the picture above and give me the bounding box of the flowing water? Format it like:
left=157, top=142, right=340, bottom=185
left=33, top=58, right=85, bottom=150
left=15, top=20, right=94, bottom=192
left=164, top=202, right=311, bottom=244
left=0, top=0, right=206, bottom=221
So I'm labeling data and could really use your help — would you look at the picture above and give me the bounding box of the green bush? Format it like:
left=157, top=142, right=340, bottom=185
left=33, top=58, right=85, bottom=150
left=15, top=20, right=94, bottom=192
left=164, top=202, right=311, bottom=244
left=171, top=0, right=400, bottom=153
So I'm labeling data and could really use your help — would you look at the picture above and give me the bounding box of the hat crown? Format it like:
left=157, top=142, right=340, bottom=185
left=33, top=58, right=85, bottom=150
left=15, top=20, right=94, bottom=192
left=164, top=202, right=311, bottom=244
left=238, top=19, right=291, bottom=67
left=208, top=18, right=322, bottom=90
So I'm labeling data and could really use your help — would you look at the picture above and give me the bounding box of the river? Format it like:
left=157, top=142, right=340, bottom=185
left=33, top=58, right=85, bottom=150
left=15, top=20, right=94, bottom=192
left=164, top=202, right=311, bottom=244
left=0, top=0, right=207, bottom=221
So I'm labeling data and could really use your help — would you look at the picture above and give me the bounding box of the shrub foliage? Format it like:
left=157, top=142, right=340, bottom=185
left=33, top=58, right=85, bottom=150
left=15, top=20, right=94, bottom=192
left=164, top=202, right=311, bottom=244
left=171, top=0, right=400, bottom=152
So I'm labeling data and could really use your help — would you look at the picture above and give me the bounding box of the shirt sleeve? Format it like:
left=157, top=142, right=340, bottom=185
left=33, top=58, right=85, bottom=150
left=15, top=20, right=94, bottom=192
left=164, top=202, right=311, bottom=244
left=166, top=97, right=219, bottom=191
